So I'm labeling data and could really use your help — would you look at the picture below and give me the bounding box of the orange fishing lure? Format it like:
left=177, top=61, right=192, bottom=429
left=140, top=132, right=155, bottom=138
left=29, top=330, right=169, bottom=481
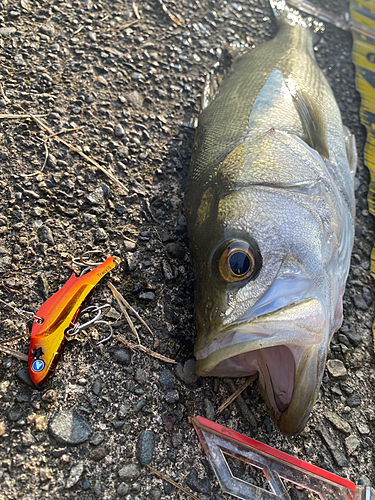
left=28, top=256, right=120, bottom=385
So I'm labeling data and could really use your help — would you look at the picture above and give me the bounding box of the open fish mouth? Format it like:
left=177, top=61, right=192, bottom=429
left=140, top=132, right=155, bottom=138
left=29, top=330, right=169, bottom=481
left=194, top=297, right=327, bottom=434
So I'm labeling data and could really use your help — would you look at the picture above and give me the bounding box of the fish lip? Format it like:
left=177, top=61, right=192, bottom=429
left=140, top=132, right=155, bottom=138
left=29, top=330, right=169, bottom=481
left=194, top=296, right=327, bottom=363
left=194, top=297, right=327, bottom=434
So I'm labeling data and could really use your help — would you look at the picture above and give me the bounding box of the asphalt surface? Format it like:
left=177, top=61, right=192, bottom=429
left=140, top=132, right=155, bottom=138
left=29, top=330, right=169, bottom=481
left=0, top=0, right=373, bottom=499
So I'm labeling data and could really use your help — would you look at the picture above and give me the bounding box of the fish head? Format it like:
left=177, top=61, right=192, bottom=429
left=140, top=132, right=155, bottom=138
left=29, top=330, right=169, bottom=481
left=186, top=131, right=352, bottom=435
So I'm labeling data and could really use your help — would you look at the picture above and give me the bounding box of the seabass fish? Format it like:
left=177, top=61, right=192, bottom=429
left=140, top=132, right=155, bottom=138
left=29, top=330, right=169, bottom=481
left=185, top=2, right=356, bottom=435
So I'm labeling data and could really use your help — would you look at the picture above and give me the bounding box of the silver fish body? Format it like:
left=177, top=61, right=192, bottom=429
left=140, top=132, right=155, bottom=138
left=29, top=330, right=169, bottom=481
left=185, top=19, right=356, bottom=435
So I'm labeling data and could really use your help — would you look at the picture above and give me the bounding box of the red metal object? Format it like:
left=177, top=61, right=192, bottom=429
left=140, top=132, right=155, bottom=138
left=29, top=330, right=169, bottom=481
left=28, top=256, right=120, bottom=386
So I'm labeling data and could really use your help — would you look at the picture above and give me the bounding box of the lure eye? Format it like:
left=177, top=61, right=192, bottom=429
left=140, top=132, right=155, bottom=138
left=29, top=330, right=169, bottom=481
left=217, top=240, right=261, bottom=283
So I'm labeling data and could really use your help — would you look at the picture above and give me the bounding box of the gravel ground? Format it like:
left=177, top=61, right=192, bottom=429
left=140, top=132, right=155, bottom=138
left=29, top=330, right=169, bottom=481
left=0, top=0, right=373, bottom=499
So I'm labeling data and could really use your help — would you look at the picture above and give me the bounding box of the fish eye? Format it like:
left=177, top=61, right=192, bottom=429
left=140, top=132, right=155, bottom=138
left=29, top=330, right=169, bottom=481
left=217, top=240, right=261, bottom=283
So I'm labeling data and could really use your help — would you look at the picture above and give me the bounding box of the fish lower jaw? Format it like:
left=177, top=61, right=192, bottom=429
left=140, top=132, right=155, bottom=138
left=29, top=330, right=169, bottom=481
left=196, top=343, right=298, bottom=416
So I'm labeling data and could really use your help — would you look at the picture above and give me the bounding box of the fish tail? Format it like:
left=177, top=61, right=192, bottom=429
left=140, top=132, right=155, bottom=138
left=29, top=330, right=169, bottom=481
left=269, top=0, right=324, bottom=32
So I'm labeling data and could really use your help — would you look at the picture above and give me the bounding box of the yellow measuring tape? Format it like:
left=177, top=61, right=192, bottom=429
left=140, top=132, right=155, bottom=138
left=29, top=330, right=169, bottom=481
left=350, top=0, right=375, bottom=347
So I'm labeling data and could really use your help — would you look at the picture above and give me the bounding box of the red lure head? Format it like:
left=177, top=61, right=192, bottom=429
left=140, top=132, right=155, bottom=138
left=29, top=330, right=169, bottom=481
left=28, top=256, right=120, bottom=385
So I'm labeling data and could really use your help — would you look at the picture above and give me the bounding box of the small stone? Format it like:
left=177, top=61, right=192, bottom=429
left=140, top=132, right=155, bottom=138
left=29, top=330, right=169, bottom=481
left=112, top=420, right=125, bottom=430
left=117, top=483, right=130, bottom=496
left=135, top=369, right=148, bottom=385
left=118, top=462, right=141, bottom=481
left=149, top=488, right=162, bottom=500
left=139, top=291, right=155, bottom=300
left=136, top=430, right=155, bottom=466
left=89, top=447, right=106, bottom=461
left=356, top=422, right=370, bottom=435
left=22, top=429, right=36, bottom=447
left=114, top=124, right=125, bottom=137
left=186, top=468, right=211, bottom=495
left=175, top=358, right=198, bottom=385
left=87, top=185, right=107, bottom=205
left=40, top=23, right=55, bottom=37
left=165, top=390, right=179, bottom=404
left=159, top=370, right=174, bottom=391
left=133, top=399, right=147, bottom=413
left=345, top=435, right=360, bottom=454
left=115, top=203, right=127, bottom=215
left=37, top=225, right=54, bottom=245
left=352, top=295, right=368, bottom=310
left=49, top=410, right=92, bottom=445
left=204, top=398, right=215, bottom=420
left=346, top=394, right=361, bottom=407
left=92, top=378, right=103, bottom=396
left=8, top=410, right=22, bottom=422
left=82, top=478, right=90, bottom=490
left=42, top=390, right=57, bottom=403
left=39, top=468, right=51, bottom=483
left=35, top=415, right=48, bottom=432
left=126, top=251, right=140, bottom=271
left=165, top=242, right=185, bottom=259
left=113, top=349, right=131, bottom=365
left=65, top=463, right=84, bottom=489
left=326, top=359, right=347, bottom=379
left=324, top=411, right=351, bottom=435
left=90, top=433, right=105, bottom=446
left=93, top=480, right=101, bottom=495
left=37, top=273, right=50, bottom=300
left=126, top=90, right=143, bottom=108
left=318, top=427, right=348, bottom=467
left=0, top=421, right=5, bottom=436
left=92, top=227, right=107, bottom=242
left=357, top=476, right=373, bottom=487
left=162, top=259, right=176, bottom=279
left=0, top=27, right=16, bottom=36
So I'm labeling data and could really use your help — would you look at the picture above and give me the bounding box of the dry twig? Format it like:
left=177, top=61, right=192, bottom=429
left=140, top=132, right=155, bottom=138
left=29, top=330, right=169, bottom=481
left=109, top=284, right=141, bottom=344
left=42, top=126, right=84, bottom=143
left=0, top=333, right=29, bottom=345
left=13, top=103, right=128, bottom=193
left=215, top=374, right=258, bottom=416
left=0, top=346, right=28, bottom=362
left=108, top=282, right=153, bottom=336
left=147, top=465, right=200, bottom=500
left=115, top=335, right=176, bottom=364
left=157, top=0, right=182, bottom=26
left=0, top=113, right=47, bottom=119
left=132, top=1, right=141, bottom=19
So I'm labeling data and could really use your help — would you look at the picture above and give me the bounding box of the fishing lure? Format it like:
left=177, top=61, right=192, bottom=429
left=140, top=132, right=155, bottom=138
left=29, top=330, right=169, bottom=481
left=28, top=253, right=121, bottom=386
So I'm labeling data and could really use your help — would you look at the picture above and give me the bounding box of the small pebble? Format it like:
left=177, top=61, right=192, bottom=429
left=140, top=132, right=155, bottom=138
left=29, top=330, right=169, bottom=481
left=113, top=349, right=131, bottom=365
left=114, top=124, right=125, bottom=137
left=37, top=225, right=54, bottom=245
left=89, top=447, right=106, bottom=462
left=346, top=394, right=361, bottom=407
left=90, top=433, right=105, bottom=446
left=117, top=483, right=130, bottom=496
left=49, top=410, right=92, bottom=445
left=345, top=435, right=360, bottom=454
left=65, top=463, right=84, bottom=489
left=92, top=378, right=103, bottom=396
left=139, top=291, right=155, bottom=300
left=165, top=390, right=179, bottom=404
left=326, top=359, right=347, bottom=379
left=324, top=411, right=351, bottom=435
left=159, top=370, right=174, bottom=391
left=318, top=427, right=348, bottom=467
left=186, top=468, right=211, bottom=495
left=118, top=462, right=141, bottom=481
left=175, top=358, right=198, bottom=385
left=136, top=430, right=155, bottom=465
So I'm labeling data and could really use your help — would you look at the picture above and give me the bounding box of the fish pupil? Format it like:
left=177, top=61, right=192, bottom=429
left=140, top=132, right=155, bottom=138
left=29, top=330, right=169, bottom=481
left=229, top=252, right=250, bottom=276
